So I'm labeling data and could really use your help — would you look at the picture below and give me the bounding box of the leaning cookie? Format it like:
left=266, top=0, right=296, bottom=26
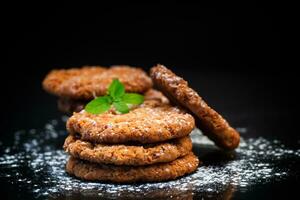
left=64, top=135, right=192, bottom=166
left=66, top=153, right=199, bottom=183
left=57, top=89, right=169, bottom=113
left=43, top=65, right=153, bottom=100
left=150, top=64, right=240, bottom=150
left=67, top=100, right=195, bottom=144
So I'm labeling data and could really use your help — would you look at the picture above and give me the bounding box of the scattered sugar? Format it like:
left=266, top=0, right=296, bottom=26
left=0, top=118, right=299, bottom=199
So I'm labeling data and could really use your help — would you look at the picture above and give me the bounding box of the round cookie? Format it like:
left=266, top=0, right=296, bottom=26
left=43, top=65, right=153, bottom=100
left=66, top=153, right=199, bottom=183
left=64, top=135, right=192, bottom=166
left=67, top=100, right=195, bottom=144
left=150, top=64, right=240, bottom=150
left=57, top=89, right=169, bottom=114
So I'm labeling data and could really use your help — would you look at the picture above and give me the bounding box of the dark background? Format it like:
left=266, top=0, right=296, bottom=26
left=1, top=1, right=298, bottom=199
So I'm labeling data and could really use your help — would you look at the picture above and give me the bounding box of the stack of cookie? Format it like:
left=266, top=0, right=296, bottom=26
left=43, top=64, right=240, bottom=183
left=63, top=99, right=199, bottom=182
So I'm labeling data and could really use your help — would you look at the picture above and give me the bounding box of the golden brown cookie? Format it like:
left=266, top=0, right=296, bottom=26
left=57, top=89, right=169, bottom=114
left=67, top=100, right=195, bottom=144
left=150, top=64, right=240, bottom=150
left=66, top=153, right=199, bottom=183
left=64, top=135, right=192, bottom=166
left=43, top=65, right=153, bottom=100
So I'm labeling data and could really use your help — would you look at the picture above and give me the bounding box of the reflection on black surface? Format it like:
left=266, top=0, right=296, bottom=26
left=49, top=183, right=236, bottom=200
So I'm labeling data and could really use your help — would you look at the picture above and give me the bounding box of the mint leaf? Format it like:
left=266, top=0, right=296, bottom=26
left=85, top=78, right=144, bottom=115
left=122, top=93, right=144, bottom=105
left=85, top=96, right=111, bottom=114
left=108, top=79, right=125, bottom=99
left=113, top=101, right=129, bottom=113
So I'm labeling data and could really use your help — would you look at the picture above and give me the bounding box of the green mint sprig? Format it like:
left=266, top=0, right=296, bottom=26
left=85, top=79, right=144, bottom=114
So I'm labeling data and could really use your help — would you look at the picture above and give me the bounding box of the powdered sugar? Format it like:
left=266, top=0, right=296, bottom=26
left=0, top=117, right=299, bottom=199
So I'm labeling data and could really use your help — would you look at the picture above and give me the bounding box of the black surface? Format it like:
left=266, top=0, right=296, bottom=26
left=1, top=2, right=298, bottom=200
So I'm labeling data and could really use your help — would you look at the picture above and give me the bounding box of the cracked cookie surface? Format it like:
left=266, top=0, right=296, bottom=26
left=150, top=64, right=240, bottom=150
left=66, top=153, right=199, bottom=183
left=43, top=65, right=152, bottom=100
left=64, top=135, right=192, bottom=166
left=67, top=100, right=195, bottom=144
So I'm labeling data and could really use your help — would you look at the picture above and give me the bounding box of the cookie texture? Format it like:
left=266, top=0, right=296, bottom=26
left=150, top=64, right=240, bottom=150
left=66, top=153, right=199, bottom=183
left=64, top=135, right=192, bottom=166
left=43, top=65, right=153, bottom=100
left=67, top=100, right=195, bottom=144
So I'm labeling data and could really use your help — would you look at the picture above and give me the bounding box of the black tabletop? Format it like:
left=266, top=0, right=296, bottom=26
left=1, top=2, right=298, bottom=200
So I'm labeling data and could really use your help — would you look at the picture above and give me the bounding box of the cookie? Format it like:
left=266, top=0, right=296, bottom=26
left=150, top=64, right=240, bottom=150
left=144, top=89, right=170, bottom=104
left=57, top=89, right=169, bottom=113
left=67, top=100, right=195, bottom=144
left=43, top=65, right=153, bottom=100
left=66, top=153, right=199, bottom=183
left=64, top=135, right=192, bottom=166
left=57, top=98, right=86, bottom=113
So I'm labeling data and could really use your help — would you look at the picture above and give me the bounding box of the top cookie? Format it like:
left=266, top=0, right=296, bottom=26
left=150, top=64, right=240, bottom=150
left=67, top=100, right=195, bottom=144
left=43, top=65, right=153, bottom=100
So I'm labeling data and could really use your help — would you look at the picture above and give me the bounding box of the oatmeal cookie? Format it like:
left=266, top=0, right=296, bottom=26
left=67, top=100, right=195, bottom=144
left=43, top=65, right=152, bottom=100
left=64, top=135, right=192, bottom=166
left=150, top=64, right=240, bottom=150
left=66, top=153, right=199, bottom=183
